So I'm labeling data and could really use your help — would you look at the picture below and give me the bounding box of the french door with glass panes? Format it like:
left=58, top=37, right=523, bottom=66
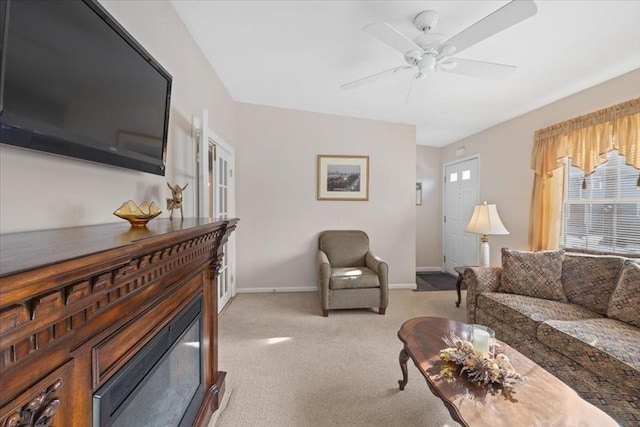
left=198, top=110, right=235, bottom=313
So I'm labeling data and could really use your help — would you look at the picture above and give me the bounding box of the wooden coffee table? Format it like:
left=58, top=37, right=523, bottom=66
left=397, top=317, right=618, bottom=427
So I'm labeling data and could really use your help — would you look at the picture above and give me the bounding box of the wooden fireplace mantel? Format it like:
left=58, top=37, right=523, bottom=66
left=0, top=218, right=238, bottom=426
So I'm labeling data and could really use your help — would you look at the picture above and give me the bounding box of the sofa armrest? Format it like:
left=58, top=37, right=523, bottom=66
left=464, top=267, right=502, bottom=323
left=366, top=251, right=389, bottom=308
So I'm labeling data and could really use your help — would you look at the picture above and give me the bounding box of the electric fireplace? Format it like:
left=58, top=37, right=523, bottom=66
left=93, top=295, right=203, bottom=427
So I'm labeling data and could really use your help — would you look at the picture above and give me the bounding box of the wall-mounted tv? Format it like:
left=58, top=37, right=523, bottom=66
left=0, top=0, right=172, bottom=176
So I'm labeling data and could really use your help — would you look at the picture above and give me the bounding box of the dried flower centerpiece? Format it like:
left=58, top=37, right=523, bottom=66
left=439, top=332, right=526, bottom=390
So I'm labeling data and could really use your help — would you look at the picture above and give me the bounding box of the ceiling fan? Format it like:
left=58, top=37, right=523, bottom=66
left=341, top=0, right=537, bottom=98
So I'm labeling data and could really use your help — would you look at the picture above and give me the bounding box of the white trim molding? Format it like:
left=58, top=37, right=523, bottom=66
left=416, top=266, right=444, bottom=273
left=389, top=283, right=417, bottom=290
left=237, top=283, right=417, bottom=293
left=236, top=286, right=316, bottom=294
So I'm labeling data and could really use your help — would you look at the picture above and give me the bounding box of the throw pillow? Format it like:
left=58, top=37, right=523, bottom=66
left=499, top=248, right=567, bottom=302
left=607, top=261, right=640, bottom=328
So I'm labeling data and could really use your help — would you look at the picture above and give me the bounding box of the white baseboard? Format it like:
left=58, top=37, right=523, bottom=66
left=389, top=283, right=417, bottom=290
left=416, top=266, right=444, bottom=273
left=237, top=283, right=417, bottom=293
left=236, top=286, right=316, bottom=294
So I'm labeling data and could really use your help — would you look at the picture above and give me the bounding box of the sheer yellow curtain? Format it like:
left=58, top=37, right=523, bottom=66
left=528, top=98, right=640, bottom=250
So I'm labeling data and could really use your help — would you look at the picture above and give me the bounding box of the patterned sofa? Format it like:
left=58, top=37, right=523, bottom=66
left=464, top=249, right=640, bottom=426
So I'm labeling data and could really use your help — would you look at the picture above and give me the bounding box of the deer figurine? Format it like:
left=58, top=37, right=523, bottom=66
left=166, top=182, right=188, bottom=220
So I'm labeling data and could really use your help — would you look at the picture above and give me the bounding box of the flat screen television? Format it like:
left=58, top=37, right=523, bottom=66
left=0, top=0, right=172, bottom=176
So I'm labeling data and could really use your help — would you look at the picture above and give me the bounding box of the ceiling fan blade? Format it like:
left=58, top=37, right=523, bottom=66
left=441, top=0, right=537, bottom=56
left=405, top=75, right=417, bottom=106
left=340, top=65, right=412, bottom=90
left=442, top=58, right=516, bottom=79
left=363, top=23, right=423, bottom=57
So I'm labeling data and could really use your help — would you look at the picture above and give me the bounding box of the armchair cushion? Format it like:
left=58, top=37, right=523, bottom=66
left=319, top=230, right=369, bottom=268
left=330, top=267, right=380, bottom=290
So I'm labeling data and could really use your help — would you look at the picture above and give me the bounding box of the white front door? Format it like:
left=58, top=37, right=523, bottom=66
left=444, top=157, right=479, bottom=274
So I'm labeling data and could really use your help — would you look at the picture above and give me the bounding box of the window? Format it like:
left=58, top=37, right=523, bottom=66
left=561, top=150, right=640, bottom=254
left=450, top=172, right=458, bottom=182
left=461, top=170, right=471, bottom=180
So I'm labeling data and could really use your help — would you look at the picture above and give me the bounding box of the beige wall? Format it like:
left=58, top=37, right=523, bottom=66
left=235, top=103, right=416, bottom=290
left=0, top=0, right=235, bottom=233
left=416, top=145, right=443, bottom=270
left=439, top=68, right=640, bottom=266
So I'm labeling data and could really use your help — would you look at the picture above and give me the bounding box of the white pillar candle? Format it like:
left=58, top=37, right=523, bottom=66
left=473, top=329, right=491, bottom=354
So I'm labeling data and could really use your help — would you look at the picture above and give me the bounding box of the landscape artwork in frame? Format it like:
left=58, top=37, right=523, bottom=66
left=317, top=155, right=369, bottom=201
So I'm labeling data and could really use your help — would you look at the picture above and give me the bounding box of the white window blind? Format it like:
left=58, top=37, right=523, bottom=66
left=561, top=150, right=640, bottom=254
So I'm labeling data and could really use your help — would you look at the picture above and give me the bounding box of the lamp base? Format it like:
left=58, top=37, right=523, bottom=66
left=480, top=239, right=490, bottom=267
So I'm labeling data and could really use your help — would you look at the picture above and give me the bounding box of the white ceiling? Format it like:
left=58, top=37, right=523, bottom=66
left=170, top=1, right=640, bottom=147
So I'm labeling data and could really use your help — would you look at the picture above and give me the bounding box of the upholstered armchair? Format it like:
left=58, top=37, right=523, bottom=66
left=316, top=230, right=389, bottom=317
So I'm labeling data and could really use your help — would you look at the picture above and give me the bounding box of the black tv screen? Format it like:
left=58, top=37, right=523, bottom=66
left=0, top=0, right=172, bottom=176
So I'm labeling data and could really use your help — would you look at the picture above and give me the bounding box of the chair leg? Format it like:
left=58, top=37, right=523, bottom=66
left=379, top=307, right=386, bottom=315
left=322, top=309, right=329, bottom=317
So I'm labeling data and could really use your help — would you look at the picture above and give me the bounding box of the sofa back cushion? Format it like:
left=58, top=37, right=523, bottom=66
left=498, top=248, right=567, bottom=302
left=607, top=261, right=640, bottom=327
left=561, top=253, right=625, bottom=315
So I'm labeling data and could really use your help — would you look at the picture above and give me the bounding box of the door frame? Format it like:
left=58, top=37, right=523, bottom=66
left=442, top=154, right=481, bottom=273
left=196, top=110, right=237, bottom=309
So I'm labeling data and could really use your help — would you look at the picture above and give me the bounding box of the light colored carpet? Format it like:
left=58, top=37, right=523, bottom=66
left=211, top=289, right=466, bottom=427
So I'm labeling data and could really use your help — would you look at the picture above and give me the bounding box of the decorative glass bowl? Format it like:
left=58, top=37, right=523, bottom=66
left=113, top=200, right=162, bottom=227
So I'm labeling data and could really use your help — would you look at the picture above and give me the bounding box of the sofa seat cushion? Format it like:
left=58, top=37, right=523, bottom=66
left=537, top=318, right=640, bottom=392
left=330, top=267, right=379, bottom=290
left=477, top=292, right=602, bottom=337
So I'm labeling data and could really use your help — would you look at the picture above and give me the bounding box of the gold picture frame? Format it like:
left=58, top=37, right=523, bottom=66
left=317, top=155, right=369, bottom=201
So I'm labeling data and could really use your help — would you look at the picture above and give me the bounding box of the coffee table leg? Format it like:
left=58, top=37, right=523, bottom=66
left=455, top=274, right=463, bottom=308
left=398, top=348, right=409, bottom=390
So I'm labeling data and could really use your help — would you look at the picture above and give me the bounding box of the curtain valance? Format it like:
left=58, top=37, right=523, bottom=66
left=532, top=98, right=640, bottom=178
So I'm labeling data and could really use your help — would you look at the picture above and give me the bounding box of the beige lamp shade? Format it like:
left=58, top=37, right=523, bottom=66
left=465, top=202, right=508, bottom=267
left=465, top=202, right=509, bottom=235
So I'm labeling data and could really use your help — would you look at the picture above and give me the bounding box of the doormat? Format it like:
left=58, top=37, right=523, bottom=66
left=415, top=272, right=463, bottom=292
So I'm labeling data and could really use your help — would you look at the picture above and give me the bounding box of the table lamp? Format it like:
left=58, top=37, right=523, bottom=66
left=465, top=201, right=509, bottom=267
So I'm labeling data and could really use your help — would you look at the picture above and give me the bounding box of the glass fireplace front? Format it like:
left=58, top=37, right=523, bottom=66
left=93, top=295, right=203, bottom=427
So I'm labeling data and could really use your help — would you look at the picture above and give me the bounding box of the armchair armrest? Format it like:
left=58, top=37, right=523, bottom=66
left=464, top=267, right=502, bottom=323
left=366, top=252, right=388, bottom=282
left=366, top=251, right=388, bottom=309
left=316, top=250, right=331, bottom=307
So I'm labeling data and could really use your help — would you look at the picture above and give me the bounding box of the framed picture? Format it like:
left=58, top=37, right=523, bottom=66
left=317, top=155, right=369, bottom=201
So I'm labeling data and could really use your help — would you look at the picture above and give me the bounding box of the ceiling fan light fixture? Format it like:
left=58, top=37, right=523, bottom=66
left=439, top=60, right=457, bottom=71
left=439, top=44, right=456, bottom=57
left=418, top=55, right=436, bottom=72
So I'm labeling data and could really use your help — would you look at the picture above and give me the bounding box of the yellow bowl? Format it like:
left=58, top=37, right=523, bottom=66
left=113, top=200, right=162, bottom=227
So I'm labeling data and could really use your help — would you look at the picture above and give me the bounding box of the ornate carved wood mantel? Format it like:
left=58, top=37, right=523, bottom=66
left=0, top=218, right=238, bottom=426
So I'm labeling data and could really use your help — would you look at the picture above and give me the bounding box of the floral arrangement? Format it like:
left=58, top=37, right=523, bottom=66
left=439, top=332, right=526, bottom=389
